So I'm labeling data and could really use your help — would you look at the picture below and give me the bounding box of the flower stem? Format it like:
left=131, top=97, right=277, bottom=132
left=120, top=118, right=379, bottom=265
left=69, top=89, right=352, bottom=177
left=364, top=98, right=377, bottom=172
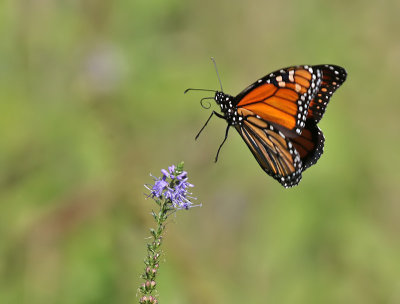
left=138, top=199, right=172, bottom=304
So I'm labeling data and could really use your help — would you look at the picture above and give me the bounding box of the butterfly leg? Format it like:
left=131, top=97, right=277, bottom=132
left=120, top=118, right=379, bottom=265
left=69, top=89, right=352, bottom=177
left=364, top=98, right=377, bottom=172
left=195, top=111, right=225, bottom=140
left=214, top=124, right=230, bottom=162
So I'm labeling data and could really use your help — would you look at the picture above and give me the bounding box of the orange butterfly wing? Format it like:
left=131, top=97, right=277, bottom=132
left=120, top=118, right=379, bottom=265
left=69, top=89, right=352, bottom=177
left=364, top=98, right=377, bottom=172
left=234, top=66, right=322, bottom=134
left=230, top=64, right=346, bottom=187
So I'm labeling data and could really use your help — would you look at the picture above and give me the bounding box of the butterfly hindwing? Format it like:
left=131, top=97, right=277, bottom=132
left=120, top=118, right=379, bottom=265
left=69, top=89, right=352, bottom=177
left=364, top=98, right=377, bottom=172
left=280, top=119, right=325, bottom=171
left=236, top=108, right=303, bottom=188
left=235, top=109, right=328, bottom=187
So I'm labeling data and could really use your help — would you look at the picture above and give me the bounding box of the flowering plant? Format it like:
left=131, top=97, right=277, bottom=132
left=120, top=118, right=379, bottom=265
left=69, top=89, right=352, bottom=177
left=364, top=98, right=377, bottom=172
left=138, top=162, right=200, bottom=303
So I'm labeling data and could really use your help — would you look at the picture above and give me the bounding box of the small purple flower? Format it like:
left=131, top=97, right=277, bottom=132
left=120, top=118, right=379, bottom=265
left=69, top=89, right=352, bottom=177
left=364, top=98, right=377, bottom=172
left=148, top=175, right=168, bottom=198
left=145, top=164, right=200, bottom=210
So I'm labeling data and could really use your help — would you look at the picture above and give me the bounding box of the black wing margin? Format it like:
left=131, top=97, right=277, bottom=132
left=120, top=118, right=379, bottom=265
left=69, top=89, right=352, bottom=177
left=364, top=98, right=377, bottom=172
left=307, top=64, right=347, bottom=122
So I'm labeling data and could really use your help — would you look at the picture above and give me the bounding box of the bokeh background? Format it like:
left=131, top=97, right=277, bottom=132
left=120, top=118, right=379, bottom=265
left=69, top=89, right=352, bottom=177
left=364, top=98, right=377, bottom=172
left=1, top=0, right=400, bottom=303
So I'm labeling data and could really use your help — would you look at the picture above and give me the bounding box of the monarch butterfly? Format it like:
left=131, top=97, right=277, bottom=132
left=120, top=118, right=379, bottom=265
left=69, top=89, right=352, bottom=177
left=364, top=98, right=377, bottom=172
left=185, top=58, right=347, bottom=188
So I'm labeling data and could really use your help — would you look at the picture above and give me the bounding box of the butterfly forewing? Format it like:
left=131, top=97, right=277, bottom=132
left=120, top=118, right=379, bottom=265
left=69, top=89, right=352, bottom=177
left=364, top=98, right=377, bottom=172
left=234, top=65, right=324, bottom=135
left=307, top=65, right=347, bottom=122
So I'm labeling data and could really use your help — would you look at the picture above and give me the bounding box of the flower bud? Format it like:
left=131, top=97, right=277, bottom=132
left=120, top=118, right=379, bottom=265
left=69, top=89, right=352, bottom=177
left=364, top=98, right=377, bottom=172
left=140, top=296, right=148, bottom=303
left=145, top=280, right=151, bottom=289
left=150, top=280, right=156, bottom=288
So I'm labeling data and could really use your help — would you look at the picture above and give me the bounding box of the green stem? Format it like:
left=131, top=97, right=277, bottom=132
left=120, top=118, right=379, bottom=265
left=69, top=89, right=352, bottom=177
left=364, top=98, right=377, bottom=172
left=139, top=198, right=174, bottom=303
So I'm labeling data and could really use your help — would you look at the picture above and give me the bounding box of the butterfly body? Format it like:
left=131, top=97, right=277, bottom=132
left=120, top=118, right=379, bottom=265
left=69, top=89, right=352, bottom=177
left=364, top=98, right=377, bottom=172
left=192, top=64, right=347, bottom=188
left=214, top=92, right=242, bottom=125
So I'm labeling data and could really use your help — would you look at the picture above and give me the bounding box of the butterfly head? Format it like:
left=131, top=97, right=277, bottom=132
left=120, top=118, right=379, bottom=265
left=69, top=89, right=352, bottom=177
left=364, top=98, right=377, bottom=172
left=215, top=91, right=241, bottom=125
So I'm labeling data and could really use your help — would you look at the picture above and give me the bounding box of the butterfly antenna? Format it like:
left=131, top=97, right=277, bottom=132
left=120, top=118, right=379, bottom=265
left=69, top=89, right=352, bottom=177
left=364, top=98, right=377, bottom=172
left=211, top=57, right=223, bottom=92
left=184, top=88, right=217, bottom=94
left=200, top=97, right=214, bottom=109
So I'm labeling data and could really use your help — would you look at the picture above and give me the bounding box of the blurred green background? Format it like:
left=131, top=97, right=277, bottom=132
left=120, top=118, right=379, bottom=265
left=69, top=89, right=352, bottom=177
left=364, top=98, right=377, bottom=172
left=1, top=0, right=400, bottom=303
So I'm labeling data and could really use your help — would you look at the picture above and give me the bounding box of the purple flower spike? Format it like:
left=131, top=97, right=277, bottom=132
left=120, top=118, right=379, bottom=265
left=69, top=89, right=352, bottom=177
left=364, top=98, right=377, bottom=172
left=140, top=162, right=200, bottom=303
left=146, top=164, right=200, bottom=210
